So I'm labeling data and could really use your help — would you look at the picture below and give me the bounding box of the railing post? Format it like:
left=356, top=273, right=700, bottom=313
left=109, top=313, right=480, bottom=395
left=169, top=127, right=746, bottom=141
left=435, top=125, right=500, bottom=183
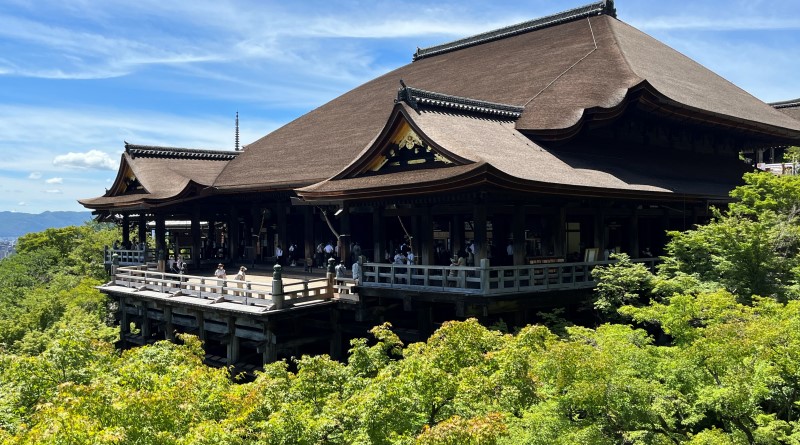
left=273, top=263, right=285, bottom=310
left=326, top=257, right=336, bottom=295
left=111, top=253, right=120, bottom=283
left=479, top=259, right=490, bottom=295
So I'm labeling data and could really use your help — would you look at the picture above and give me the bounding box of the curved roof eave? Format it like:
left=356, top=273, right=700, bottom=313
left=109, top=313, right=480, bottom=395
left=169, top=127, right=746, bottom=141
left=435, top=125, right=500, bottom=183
left=523, top=80, right=800, bottom=143
left=297, top=163, right=734, bottom=203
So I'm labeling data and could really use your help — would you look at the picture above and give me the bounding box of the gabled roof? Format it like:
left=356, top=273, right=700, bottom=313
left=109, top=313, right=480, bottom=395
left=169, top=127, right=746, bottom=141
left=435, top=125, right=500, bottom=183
left=771, top=98, right=800, bottom=123
left=214, top=3, right=800, bottom=193
left=413, top=0, right=616, bottom=61
left=297, top=102, right=749, bottom=201
left=79, top=144, right=237, bottom=210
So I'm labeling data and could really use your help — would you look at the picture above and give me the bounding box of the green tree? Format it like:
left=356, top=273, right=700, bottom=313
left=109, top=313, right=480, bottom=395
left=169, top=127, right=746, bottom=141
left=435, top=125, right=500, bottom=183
left=591, top=253, right=654, bottom=320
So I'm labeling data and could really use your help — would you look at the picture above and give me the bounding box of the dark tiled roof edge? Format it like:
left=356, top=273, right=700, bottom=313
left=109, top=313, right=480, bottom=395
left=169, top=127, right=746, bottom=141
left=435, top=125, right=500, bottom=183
left=125, top=143, right=240, bottom=160
left=770, top=98, right=800, bottom=109
left=413, top=0, right=616, bottom=61
left=396, top=84, right=525, bottom=118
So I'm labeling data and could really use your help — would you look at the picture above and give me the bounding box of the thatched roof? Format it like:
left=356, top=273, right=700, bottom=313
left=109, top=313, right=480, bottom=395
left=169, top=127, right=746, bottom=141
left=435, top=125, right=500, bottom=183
left=297, top=103, right=748, bottom=201
left=79, top=144, right=237, bottom=210
left=772, top=98, right=800, bottom=123
left=214, top=2, right=800, bottom=193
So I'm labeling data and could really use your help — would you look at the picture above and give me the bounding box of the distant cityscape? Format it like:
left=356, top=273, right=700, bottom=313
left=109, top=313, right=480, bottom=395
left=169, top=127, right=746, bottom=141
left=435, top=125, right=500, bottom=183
left=0, top=237, right=16, bottom=260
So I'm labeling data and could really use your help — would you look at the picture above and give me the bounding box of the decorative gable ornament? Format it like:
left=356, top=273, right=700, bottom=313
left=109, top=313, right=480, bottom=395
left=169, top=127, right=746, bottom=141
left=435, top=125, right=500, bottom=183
left=366, top=124, right=455, bottom=174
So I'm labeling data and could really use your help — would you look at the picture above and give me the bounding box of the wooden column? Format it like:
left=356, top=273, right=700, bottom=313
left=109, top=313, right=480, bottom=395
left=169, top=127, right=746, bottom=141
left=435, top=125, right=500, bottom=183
left=263, top=322, right=277, bottom=365
left=164, top=306, right=175, bottom=341
left=339, top=203, right=350, bottom=266
left=137, top=214, right=147, bottom=246
left=594, top=209, right=606, bottom=252
left=512, top=205, right=525, bottom=266
left=228, top=206, right=239, bottom=261
left=226, top=317, right=239, bottom=366
left=304, top=207, right=314, bottom=266
left=155, top=215, right=166, bottom=268
left=121, top=214, right=130, bottom=246
left=452, top=214, right=464, bottom=254
left=140, top=302, right=151, bottom=341
left=252, top=208, right=263, bottom=261
left=372, top=206, right=385, bottom=262
left=191, top=211, right=201, bottom=267
left=119, top=296, right=129, bottom=346
left=277, top=201, right=288, bottom=257
left=208, top=218, right=216, bottom=257
left=473, top=204, right=488, bottom=262
left=329, top=309, right=343, bottom=360
left=417, top=303, right=434, bottom=339
left=194, top=311, right=206, bottom=342
left=629, top=212, right=640, bottom=258
left=554, top=207, right=566, bottom=257
left=419, top=207, right=434, bottom=265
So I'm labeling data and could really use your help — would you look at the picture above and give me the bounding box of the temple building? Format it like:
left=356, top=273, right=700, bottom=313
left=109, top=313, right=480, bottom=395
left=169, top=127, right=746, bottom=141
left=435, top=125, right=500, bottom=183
left=80, top=1, right=800, bottom=364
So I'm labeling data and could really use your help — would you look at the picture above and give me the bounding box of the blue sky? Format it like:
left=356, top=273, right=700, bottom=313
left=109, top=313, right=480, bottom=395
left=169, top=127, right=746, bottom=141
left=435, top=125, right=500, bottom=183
left=0, top=0, right=799, bottom=214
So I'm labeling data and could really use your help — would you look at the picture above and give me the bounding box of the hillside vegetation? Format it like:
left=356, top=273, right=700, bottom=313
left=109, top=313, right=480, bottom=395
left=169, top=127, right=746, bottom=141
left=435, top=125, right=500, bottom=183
left=2, top=172, right=800, bottom=444
left=0, top=211, right=91, bottom=237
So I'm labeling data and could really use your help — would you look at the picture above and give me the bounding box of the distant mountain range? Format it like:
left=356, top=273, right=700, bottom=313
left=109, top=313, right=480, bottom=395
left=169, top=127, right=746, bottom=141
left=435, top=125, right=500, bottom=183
left=0, top=211, right=93, bottom=238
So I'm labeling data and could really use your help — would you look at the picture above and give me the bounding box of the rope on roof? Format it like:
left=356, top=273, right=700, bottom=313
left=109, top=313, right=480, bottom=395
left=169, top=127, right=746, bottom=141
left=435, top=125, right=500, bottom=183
left=395, top=81, right=524, bottom=119
left=413, top=0, right=615, bottom=61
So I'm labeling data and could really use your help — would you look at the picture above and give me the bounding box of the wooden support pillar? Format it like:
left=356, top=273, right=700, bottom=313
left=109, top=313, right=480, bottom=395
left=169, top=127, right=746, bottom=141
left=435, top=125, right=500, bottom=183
left=121, top=214, right=130, bottom=246
left=304, top=207, right=314, bottom=266
left=473, top=204, right=488, bottom=262
left=195, top=311, right=206, bottom=342
left=191, top=211, right=201, bottom=267
left=339, top=203, right=350, bottom=266
left=512, top=205, right=525, bottom=266
left=228, top=206, right=239, bottom=261
left=208, top=218, right=216, bottom=257
left=372, top=206, right=385, bottom=262
left=452, top=214, right=464, bottom=254
left=420, top=207, right=434, bottom=265
left=226, top=317, right=240, bottom=366
left=137, top=214, right=147, bottom=246
left=277, top=201, right=288, bottom=256
left=594, top=209, right=605, bottom=252
left=155, top=215, right=166, bottom=270
left=554, top=207, right=566, bottom=257
left=629, top=211, right=639, bottom=258
left=329, top=309, right=343, bottom=360
left=263, top=322, right=277, bottom=365
left=119, top=296, right=129, bottom=346
left=164, top=306, right=175, bottom=341
left=252, top=208, right=263, bottom=261
left=417, top=303, right=434, bottom=339
left=140, top=302, right=151, bottom=341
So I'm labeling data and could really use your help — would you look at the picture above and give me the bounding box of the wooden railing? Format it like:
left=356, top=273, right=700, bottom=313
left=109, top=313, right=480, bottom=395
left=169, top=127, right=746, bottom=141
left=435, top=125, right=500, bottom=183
left=110, top=266, right=336, bottom=311
left=360, top=259, right=658, bottom=296
left=104, top=247, right=153, bottom=266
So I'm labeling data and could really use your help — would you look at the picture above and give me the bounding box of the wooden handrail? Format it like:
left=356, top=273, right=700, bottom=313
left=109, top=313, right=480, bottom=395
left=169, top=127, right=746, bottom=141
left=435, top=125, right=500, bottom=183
left=360, top=258, right=658, bottom=295
left=110, top=266, right=335, bottom=310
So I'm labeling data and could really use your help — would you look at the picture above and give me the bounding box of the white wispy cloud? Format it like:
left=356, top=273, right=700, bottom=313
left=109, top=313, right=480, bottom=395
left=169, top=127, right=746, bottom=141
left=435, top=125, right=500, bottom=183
left=28, top=172, right=41, bottom=179
left=44, top=189, right=63, bottom=194
left=52, top=150, right=117, bottom=170
left=45, top=177, right=63, bottom=184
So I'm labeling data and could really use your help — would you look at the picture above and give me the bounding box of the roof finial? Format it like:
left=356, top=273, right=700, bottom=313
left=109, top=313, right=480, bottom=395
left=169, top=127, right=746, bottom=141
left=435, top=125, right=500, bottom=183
left=235, top=111, right=240, bottom=151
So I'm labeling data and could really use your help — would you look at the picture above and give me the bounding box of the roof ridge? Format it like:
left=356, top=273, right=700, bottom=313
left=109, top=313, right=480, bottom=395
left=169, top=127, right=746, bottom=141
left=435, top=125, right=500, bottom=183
left=770, top=98, right=800, bottom=109
left=395, top=82, right=524, bottom=119
left=125, top=143, right=239, bottom=160
left=413, top=0, right=616, bottom=61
